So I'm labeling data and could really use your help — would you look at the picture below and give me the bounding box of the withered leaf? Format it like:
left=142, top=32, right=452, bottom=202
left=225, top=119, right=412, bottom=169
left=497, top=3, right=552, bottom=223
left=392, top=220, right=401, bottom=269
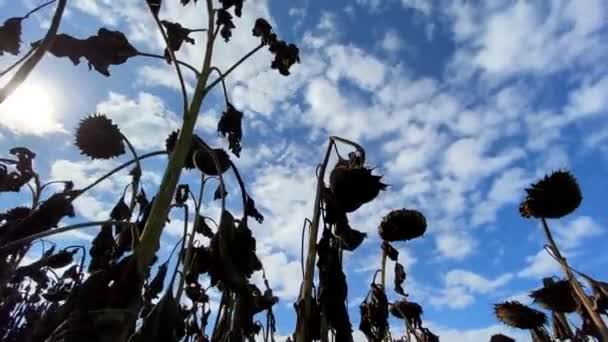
left=136, top=189, right=149, bottom=212
left=216, top=9, right=235, bottom=42
left=42, top=28, right=138, bottom=76
left=394, top=262, right=407, bottom=297
left=252, top=18, right=273, bottom=45
left=131, top=292, right=185, bottom=342
left=88, top=224, right=114, bottom=272
left=161, top=20, right=195, bottom=62
left=220, top=0, right=244, bottom=17
left=195, top=215, right=214, bottom=238
left=147, top=0, right=162, bottom=16
left=175, top=184, right=190, bottom=205
left=269, top=40, right=300, bottom=76
left=382, top=241, right=399, bottom=261
left=0, top=17, right=23, bottom=56
left=144, top=262, right=168, bottom=301
left=213, top=184, right=228, bottom=201
left=218, top=103, right=243, bottom=157
left=110, top=196, right=131, bottom=221
left=245, top=196, right=264, bottom=223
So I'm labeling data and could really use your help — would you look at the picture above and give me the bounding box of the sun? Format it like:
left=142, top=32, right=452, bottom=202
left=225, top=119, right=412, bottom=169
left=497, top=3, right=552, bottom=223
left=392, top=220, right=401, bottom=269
left=0, top=82, right=65, bottom=135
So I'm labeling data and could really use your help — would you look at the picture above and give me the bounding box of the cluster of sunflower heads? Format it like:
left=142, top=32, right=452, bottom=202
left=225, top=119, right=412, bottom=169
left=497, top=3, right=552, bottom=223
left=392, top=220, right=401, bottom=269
left=519, top=170, right=582, bottom=219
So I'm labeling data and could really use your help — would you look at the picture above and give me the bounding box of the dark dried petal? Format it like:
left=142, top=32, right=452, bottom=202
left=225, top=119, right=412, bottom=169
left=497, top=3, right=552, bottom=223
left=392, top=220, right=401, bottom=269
left=519, top=170, right=582, bottom=219
left=175, top=184, right=190, bottom=205
left=245, top=196, right=264, bottom=223
left=43, top=28, right=138, bottom=76
left=193, top=148, right=231, bottom=175
left=218, top=103, right=243, bottom=157
left=330, top=162, right=387, bottom=212
left=214, top=184, right=228, bottom=201
left=494, top=301, right=547, bottom=330
left=147, top=0, right=162, bottom=16
left=216, top=9, right=235, bottom=42
left=161, top=20, right=195, bottom=62
left=110, top=196, right=131, bottom=221
left=379, top=209, right=426, bottom=242
left=0, top=17, right=23, bottom=56
left=394, top=262, right=407, bottom=296
left=75, top=114, right=125, bottom=159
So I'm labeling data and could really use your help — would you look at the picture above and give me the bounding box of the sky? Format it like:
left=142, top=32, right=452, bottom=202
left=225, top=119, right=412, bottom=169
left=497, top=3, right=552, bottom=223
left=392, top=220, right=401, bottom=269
left=1, top=0, right=608, bottom=341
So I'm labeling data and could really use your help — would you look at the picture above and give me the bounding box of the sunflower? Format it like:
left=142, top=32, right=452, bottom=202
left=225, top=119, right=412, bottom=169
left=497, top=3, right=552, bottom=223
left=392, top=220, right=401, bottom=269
left=75, top=114, right=125, bottom=159
left=193, top=148, right=231, bottom=176
left=529, top=279, right=577, bottom=313
left=494, top=301, right=547, bottom=330
left=329, top=161, right=387, bottom=213
left=378, top=209, right=426, bottom=242
left=519, top=170, right=582, bottom=219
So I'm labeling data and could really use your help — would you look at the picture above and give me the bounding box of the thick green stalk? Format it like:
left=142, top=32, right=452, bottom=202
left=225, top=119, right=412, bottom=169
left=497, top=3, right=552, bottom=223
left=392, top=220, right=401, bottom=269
left=136, top=0, right=217, bottom=275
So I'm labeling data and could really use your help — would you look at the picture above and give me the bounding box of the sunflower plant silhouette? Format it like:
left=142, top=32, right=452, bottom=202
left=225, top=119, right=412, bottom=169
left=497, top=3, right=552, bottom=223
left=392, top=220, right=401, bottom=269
left=0, top=1, right=299, bottom=341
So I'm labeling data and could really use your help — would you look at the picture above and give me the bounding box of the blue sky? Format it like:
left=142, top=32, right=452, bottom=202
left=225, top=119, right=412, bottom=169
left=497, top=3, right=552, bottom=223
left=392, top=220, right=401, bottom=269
left=1, top=0, right=608, bottom=340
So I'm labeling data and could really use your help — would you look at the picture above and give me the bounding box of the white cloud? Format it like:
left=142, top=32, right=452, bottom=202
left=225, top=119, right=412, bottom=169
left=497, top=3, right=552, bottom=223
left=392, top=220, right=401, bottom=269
left=380, top=30, right=403, bottom=53
left=553, top=216, right=603, bottom=250
left=518, top=249, right=561, bottom=279
left=429, top=323, right=529, bottom=342
left=567, top=76, right=608, bottom=117
left=326, top=45, right=387, bottom=91
left=95, top=92, right=180, bottom=150
left=445, top=269, right=513, bottom=294
left=435, top=231, right=476, bottom=260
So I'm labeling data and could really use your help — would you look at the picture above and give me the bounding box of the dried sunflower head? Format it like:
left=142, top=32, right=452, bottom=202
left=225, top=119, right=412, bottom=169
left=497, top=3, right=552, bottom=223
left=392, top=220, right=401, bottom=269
left=0, top=17, right=23, bottom=56
left=494, top=301, right=547, bottom=330
left=378, top=209, right=426, bottom=242
left=529, top=278, right=577, bottom=313
left=519, top=170, right=582, bottom=219
left=329, top=161, right=387, bottom=213
left=252, top=18, right=273, bottom=45
left=193, top=148, right=231, bottom=176
left=390, top=300, right=423, bottom=328
left=75, top=114, right=125, bottom=159
left=490, top=334, right=515, bottom=342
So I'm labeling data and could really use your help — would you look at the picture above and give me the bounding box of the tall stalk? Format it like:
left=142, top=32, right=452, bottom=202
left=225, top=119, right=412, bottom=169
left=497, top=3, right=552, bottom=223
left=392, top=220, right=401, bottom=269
left=540, top=218, right=608, bottom=340
left=295, top=139, right=334, bottom=341
left=135, top=0, right=217, bottom=276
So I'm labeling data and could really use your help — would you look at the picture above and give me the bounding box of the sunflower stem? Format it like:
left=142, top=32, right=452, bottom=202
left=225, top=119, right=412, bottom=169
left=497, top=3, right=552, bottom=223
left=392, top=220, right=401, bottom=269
left=135, top=0, right=218, bottom=277
left=0, top=0, right=67, bottom=104
left=78, top=151, right=166, bottom=195
left=204, top=43, right=264, bottom=93
left=121, top=134, right=141, bottom=216
left=0, top=220, right=129, bottom=252
left=295, top=139, right=334, bottom=342
left=540, top=218, right=608, bottom=340
left=380, top=249, right=387, bottom=288
left=136, top=52, right=201, bottom=78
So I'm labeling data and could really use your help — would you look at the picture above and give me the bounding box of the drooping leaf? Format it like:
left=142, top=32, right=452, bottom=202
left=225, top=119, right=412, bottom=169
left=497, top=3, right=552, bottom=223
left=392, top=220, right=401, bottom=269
left=219, top=0, right=244, bottom=17
left=218, top=103, right=243, bottom=157
left=381, top=241, right=398, bottom=261
left=146, top=0, right=162, bottom=16
left=110, top=196, right=131, bottom=221
left=213, top=184, right=228, bottom=201
left=245, top=196, right=264, bottom=223
left=175, top=184, right=190, bottom=205
left=41, top=28, right=138, bottom=76
left=161, top=20, right=195, bottom=62
left=216, top=9, right=235, bottom=42
left=194, top=215, right=214, bottom=238
left=131, top=292, right=185, bottom=342
left=394, top=262, right=407, bottom=296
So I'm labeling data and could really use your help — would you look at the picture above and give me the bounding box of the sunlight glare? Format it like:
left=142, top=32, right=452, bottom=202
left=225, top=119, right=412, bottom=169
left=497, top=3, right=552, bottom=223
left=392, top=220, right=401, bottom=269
left=0, top=83, right=65, bottom=135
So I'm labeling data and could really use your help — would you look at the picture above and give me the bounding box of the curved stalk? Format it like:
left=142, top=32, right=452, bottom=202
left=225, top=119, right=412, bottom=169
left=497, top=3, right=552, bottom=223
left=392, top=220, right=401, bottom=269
left=204, top=43, right=264, bottom=93
left=228, top=160, right=248, bottom=221
left=209, top=66, right=229, bottom=106
left=540, top=218, right=608, bottom=340
left=136, top=52, right=201, bottom=78
left=78, top=151, right=166, bottom=195
left=0, top=0, right=67, bottom=103
left=22, top=0, right=57, bottom=19
left=330, top=136, right=366, bottom=164
left=0, top=220, right=129, bottom=252
left=121, top=134, right=141, bottom=216
left=295, top=139, right=335, bottom=341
